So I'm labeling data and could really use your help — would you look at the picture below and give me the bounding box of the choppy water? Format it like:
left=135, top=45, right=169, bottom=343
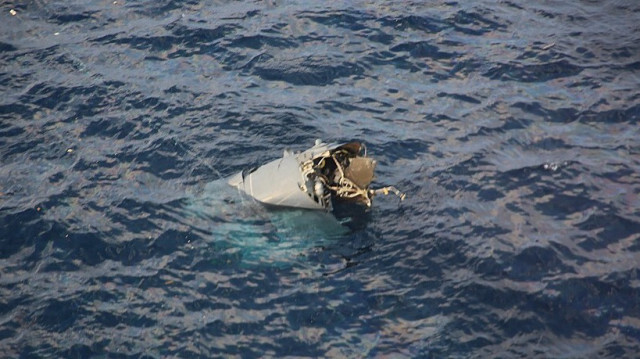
left=2, top=0, right=640, bottom=357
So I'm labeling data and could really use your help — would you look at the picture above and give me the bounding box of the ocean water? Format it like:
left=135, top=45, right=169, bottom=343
left=1, top=0, right=639, bottom=357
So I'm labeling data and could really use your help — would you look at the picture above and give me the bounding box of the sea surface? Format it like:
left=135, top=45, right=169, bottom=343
left=1, top=0, right=639, bottom=358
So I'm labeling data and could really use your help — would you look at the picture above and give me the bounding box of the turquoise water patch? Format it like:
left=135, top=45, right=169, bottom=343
left=183, top=179, right=348, bottom=267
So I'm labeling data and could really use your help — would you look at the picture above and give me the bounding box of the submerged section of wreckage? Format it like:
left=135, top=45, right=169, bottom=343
left=227, top=139, right=405, bottom=211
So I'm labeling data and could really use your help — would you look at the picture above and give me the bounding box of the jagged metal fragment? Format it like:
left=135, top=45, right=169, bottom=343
left=228, top=140, right=378, bottom=211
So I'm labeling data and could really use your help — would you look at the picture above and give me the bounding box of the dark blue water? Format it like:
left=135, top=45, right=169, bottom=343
left=2, top=1, right=640, bottom=357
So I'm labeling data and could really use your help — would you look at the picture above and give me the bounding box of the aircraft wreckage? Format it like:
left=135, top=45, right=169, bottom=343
left=228, top=140, right=404, bottom=211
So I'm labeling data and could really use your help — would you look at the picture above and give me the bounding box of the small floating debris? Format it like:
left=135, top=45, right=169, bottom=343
left=10, top=9, right=17, bottom=16
left=66, top=148, right=74, bottom=153
left=541, top=42, right=555, bottom=51
left=543, top=161, right=567, bottom=171
left=373, top=186, right=406, bottom=201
